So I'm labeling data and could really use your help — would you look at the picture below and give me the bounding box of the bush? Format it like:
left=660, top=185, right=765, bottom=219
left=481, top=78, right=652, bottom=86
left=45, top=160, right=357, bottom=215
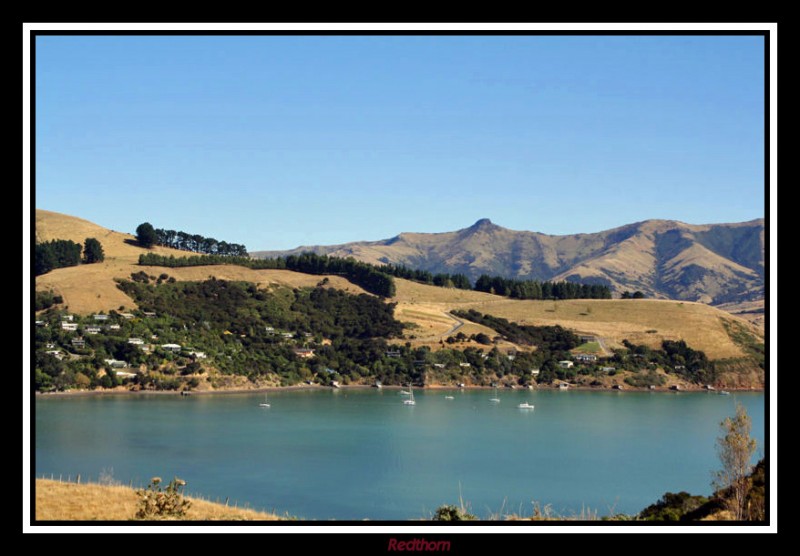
left=432, top=504, right=476, bottom=521
left=135, top=477, right=192, bottom=519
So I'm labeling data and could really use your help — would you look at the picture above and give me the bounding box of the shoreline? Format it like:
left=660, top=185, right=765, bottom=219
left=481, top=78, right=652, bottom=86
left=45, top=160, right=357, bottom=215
left=35, top=383, right=764, bottom=398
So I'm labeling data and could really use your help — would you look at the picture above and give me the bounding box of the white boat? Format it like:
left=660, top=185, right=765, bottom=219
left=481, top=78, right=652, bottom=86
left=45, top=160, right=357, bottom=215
left=490, top=386, right=500, bottom=403
left=719, top=390, right=731, bottom=395
left=518, top=402, right=535, bottom=409
left=444, top=395, right=454, bottom=400
left=259, top=393, right=270, bottom=408
left=403, top=385, right=416, bottom=405
left=399, top=390, right=411, bottom=395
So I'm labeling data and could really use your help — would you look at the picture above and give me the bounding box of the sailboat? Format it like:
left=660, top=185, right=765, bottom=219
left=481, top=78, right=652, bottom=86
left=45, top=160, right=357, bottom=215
left=490, top=385, right=500, bottom=403
left=259, top=393, right=270, bottom=408
left=403, top=385, right=416, bottom=405
left=517, top=402, right=535, bottom=409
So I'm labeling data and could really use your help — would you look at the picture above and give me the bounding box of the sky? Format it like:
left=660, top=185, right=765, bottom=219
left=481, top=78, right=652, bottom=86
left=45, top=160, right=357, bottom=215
left=34, top=35, right=766, bottom=251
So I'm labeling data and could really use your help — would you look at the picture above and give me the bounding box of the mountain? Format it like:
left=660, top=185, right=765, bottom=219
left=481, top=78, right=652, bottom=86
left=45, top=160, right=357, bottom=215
left=253, top=218, right=765, bottom=305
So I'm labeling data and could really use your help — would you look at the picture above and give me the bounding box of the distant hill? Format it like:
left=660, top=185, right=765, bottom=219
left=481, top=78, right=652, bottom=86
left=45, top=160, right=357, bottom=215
left=254, top=218, right=765, bottom=305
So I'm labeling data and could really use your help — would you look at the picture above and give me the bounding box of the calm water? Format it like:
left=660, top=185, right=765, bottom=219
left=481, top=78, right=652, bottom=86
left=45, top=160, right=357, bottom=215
left=35, top=389, right=765, bottom=520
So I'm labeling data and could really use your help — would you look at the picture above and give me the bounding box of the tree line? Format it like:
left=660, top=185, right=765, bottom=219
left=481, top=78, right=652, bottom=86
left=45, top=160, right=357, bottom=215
left=138, top=251, right=396, bottom=298
left=376, top=264, right=472, bottom=290
left=135, top=222, right=248, bottom=256
left=35, top=238, right=105, bottom=276
left=474, top=275, right=612, bottom=300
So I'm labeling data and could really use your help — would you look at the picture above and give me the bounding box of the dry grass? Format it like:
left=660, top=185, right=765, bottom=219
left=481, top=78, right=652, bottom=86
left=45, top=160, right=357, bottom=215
left=35, top=479, right=281, bottom=521
left=35, top=210, right=760, bottom=361
left=35, top=209, right=367, bottom=314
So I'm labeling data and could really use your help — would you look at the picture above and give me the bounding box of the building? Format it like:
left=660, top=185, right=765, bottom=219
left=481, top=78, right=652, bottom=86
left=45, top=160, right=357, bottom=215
left=84, top=326, right=102, bottom=335
left=459, top=362, right=471, bottom=368
left=104, top=359, right=127, bottom=368
left=265, top=327, right=275, bottom=334
left=45, top=350, right=64, bottom=360
left=35, top=320, right=48, bottom=327
left=433, top=363, right=446, bottom=369
left=71, top=337, right=85, bottom=348
left=127, top=337, right=144, bottom=345
left=61, top=314, right=74, bottom=322
left=187, top=351, right=207, bottom=360
left=574, top=354, right=597, bottom=363
left=600, top=366, right=615, bottom=372
left=61, top=322, right=78, bottom=331
left=93, top=314, right=110, bottom=321
left=386, top=350, right=401, bottom=358
left=161, top=343, right=182, bottom=353
left=281, top=332, right=294, bottom=339
left=558, top=361, right=574, bottom=369
left=120, top=313, right=135, bottom=320
left=107, top=324, right=121, bottom=331
left=293, top=348, right=315, bottom=359
left=530, top=369, right=540, bottom=376
left=143, top=311, right=157, bottom=317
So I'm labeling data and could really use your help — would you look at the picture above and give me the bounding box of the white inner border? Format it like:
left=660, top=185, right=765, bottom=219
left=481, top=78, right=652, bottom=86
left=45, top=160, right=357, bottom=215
left=23, top=21, right=778, bottom=535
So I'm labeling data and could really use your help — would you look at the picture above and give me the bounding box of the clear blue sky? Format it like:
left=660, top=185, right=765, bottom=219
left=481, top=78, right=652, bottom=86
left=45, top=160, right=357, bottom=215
left=35, top=35, right=765, bottom=250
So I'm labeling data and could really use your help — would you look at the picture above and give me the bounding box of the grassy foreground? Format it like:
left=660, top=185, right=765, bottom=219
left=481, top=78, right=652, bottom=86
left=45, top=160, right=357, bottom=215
left=35, top=479, right=282, bottom=521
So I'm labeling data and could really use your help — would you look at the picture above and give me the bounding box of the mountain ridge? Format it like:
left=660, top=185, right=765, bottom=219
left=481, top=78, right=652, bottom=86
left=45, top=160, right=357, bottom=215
left=253, top=217, right=765, bottom=305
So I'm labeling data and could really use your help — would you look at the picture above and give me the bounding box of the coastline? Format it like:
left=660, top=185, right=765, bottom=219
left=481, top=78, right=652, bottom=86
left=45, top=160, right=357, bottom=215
left=34, top=383, right=763, bottom=398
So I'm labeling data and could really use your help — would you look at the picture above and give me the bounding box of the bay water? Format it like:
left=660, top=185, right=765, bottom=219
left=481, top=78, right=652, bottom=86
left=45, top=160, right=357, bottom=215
left=35, top=389, right=765, bottom=520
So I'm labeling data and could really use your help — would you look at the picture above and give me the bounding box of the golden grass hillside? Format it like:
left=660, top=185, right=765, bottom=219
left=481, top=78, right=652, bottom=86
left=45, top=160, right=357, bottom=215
left=35, top=479, right=281, bottom=521
left=390, top=279, right=762, bottom=361
left=35, top=209, right=368, bottom=314
left=35, top=210, right=762, bottom=363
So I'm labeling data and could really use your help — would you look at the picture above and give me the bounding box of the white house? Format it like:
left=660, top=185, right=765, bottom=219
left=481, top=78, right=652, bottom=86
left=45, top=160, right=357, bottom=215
left=600, top=366, right=615, bottom=372
left=107, top=324, right=121, bottom=331
left=281, top=332, right=294, bottom=339
left=61, top=322, right=78, bottom=331
left=35, top=320, right=48, bottom=327
left=187, top=351, right=207, bottom=360
left=114, top=370, right=136, bottom=378
left=574, top=354, right=597, bottom=363
left=433, top=363, right=446, bottom=369
left=61, top=314, right=74, bottom=322
left=104, top=359, right=127, bottom=368
left=84, top=326, right=102, bottom=335
left=161, top=343, right=182, bottom=353
left=127, top=337, right=144, bottom=345
left=71, top=337, right=85, bottom=348
left=530, top=369, right=540, bottom=376
left=93, top=314, right=110, bottom=321
left=558, top=361, right=574, bottom=369
left=265, top=327, right=275, bottom=334
left=459, top=362, right=471, bottom=368
left=45, top=350, right=64, bottom=360
left=293, top=348, right=315, bottom=359
left=120, top=313, right=135, bottom=320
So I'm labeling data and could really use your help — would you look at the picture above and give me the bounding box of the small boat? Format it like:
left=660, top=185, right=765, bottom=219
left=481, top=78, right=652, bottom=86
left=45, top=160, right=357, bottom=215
left=399, top=390, right=411, bottom=395
left=403, top=385, right=416, bottom=405
left=719, top=390, right=731, bottom=395
left=490, top=386, right=500, bottom=403
left=518, top=402, right=535, bottom=409
left=444, top=395, right=454, bottom=400
left=259, top=393, right=270, bottom=408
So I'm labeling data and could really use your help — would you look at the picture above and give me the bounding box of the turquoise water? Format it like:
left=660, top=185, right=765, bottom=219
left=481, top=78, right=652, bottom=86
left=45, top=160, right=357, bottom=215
left=35, top=389, right=765, bottom=520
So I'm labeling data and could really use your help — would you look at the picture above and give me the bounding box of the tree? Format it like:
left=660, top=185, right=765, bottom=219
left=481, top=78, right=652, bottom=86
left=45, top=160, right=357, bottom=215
left=714, top=403, right=758, bottom=520
left=136, top=222, right=157, bottom=248
left=83, top=237, right=105, bottom=264
left=632, top=290, right=645, bottom=299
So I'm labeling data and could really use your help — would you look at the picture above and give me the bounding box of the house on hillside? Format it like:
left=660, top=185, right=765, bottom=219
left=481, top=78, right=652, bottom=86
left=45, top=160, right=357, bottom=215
left=35, top=320, right=48, bottom=327
left=71, top=337, right=85, bottom=348
left=187, top=351, right=207, bottom=359
left=161, top=343, right=182, bottom=353
left=107, top=324, right=121, bottom=331
left=293, top=348, right=315, bottom=359
left=265, top=327, right=275, bottom=335
left=61, top=315, right=74, bottom=322
left=386, top=350, right=401, bottom=358
left=143, top=311, right=157, bottom=317
left=93, top=314, right=109, bottom=321
left=45, top=350, right=64, bottom=360
left=103, top=359, right=127, bottom=368
left=281, top=332, right=294, bottom=339
left=127, top=337, right=144, bottom=345
left=459, top=362, right=471, bottom=368
left=558, top=360, right=574, bottom=369
left=600, top=366, right=615, bottom=372
left=61, top=322, right=78, bottom=331
left=574, top=354, right=597, bottom=363
left=84, top=326, right=102, bottom=335
left=120, top=313, right=135, bottom=320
